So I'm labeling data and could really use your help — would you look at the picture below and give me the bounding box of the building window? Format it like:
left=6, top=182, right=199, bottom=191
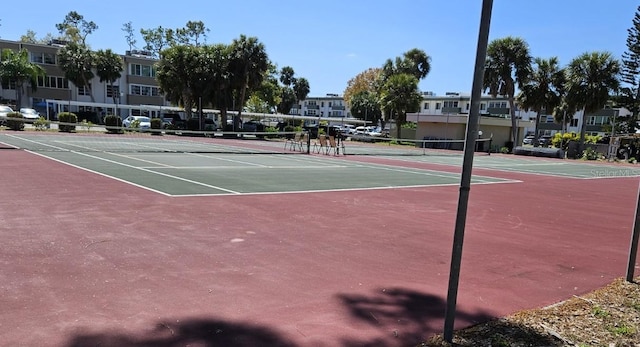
left=130, top=63, right=156, bottom=77
left=307, top=109, right=317, bottom=116
left=424, top=103, right=430, bottom=110
left=78, top=84, right=92, bottom=96
left=321, top=101, right=324, bottom=107
left=443, top=101, right=458, bottom=108
left=466, top=103, right=470, bottom=110
left=570, top=118, right=579, bottom=127
left=36, top=76, right=69, bottom=89
left=488, top=101, right=507, bottom=108
left=307, top=101, right=317, bottom=106
left=106, top=85, right=120, bottom=98
left=435, top=102, right=441, bottom=110
left=480, top=103, right=486, bottom=110
left=28, top=52, right=57, bottom=65
left=130, top=84, right=159, bottom=96
left=328, top=102, right=332, bottom=107
left=30, top=52, right=44, bottom=63
left=1, top=79, right=17, bottom=89
left=44, top=53, right=56, bottom=64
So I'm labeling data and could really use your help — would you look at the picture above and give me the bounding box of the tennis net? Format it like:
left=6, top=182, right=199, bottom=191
left=341, top=135, right=494, bottom=156
left=0, top=121, right=308, bottom=154
left=1, top=120, right=495, bottom=157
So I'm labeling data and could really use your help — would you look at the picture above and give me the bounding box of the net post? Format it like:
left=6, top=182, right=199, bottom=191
left=306, top=131, right=311, bottom=154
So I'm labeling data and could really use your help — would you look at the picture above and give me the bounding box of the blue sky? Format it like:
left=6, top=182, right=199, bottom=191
left=0, top=1, right=635, bottom=97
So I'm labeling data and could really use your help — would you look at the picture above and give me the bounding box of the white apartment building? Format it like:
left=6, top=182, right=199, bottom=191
left=0, top=39, right=169, bottom=121
left=409, top=91, right=631, bottom=148
left=289, top=93, right=351, bottom=119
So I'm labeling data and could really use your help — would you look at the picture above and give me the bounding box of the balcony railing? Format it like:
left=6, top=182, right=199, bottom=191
left=441, top=107, right=461, bottom=114
left=487, top=107, right=510, bottom=116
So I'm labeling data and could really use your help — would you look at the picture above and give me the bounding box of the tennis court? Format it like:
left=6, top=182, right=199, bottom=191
left=1, top=130, right=639, bottom=346
left=0, top=131, right=515, bottom=196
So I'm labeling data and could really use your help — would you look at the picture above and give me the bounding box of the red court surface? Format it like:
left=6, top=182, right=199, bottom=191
left=1, top=149, right=639, bottom=347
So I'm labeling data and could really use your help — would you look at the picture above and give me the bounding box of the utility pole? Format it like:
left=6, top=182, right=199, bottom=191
left=443, top=0, right=493, bottom=342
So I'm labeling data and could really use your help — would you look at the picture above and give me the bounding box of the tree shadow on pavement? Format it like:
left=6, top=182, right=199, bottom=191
left=64, top=318, right=296, bottom=347
left=336, top=287, right=494, bottom=347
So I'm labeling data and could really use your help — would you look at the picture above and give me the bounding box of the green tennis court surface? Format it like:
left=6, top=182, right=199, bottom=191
left=32, top=150, right=512, bottom=196
left=5, top=132, right=638, bottom=194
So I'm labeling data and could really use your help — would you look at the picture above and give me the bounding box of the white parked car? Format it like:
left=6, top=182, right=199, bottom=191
left=354, top=126, right=369, bottom=135
left=340, top=124, right=356, bottom=135
left=0, top=105, right=14, bottom=125
left=366, top=127, right=384, bottom=137
left=19, top=108, right=41, bottom=122
left=123, top=116, right=151, bottom=130
left=522, top=135, right=535, bottom=145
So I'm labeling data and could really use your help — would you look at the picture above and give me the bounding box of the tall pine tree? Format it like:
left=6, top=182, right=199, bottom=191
left=618, top=6, right=640, bottom=133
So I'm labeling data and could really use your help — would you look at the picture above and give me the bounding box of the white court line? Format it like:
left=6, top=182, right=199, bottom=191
left=104, top=152, right=174, bottom=167
left=0, top=140, right=19, bottom=149
left=483, top=162, right=568, bottom=167
left=139, top=165, right=348, bottom=170
left=341, top=160, right=504, bottom=183
left=470, top=165, right=587, bottom=178
left=25, top=151, right=172, bottom=196
left=7, top=135, right=241, bottom=195
left=186, top=152, right=269, bottom=167
left=175, top=179, right=523, bottom=197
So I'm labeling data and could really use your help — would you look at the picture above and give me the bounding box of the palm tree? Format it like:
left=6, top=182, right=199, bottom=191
left=293, top=77, right=310, bottom=107
left=483, top=37, right=532, bottom=148
left=229, top=35, right=269, bottom=129
left=379, top=73, right=422, bottom=138
left=156, top=45, right=201, bottom=119
left=95, top=49, right=124, bottom=105
left=57, top=42, right=96, bottom=102
left=0, top=48, right=46, bottom=108
left=382, top=48, right=431, bottom=81
left=380, top=48, right=431, bottom=130
left=565, top=52, right=620, bottom=149
left=516, top=57, right=566, bottom=141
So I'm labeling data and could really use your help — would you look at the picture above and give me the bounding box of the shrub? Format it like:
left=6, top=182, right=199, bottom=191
left=104, top=115, right=123, bottom=134
left=128, top=119, right=141, bottom=130
left=57, top=112, right=77, bottom=132
left=553, top=132, right=601, bottom=149
left=6, top=112, right=24, bottom=131
left=265, top=126, right=278, bottom=139
left=500, top=146, right=510, bottom=154
left=150, top=118, right=163, bottom=129
left=79, top=119, right=93, bottom=132
left=33, top=117, right=50, bottom=131
left=581, top=147, right=602, bottom=161
left=150, top=118, right=163, bottom=135
left=402, top=122, right=417, bottom=129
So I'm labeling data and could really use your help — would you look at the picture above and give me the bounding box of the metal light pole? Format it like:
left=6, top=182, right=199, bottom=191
left=443, top=0, right=493, bottom=342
